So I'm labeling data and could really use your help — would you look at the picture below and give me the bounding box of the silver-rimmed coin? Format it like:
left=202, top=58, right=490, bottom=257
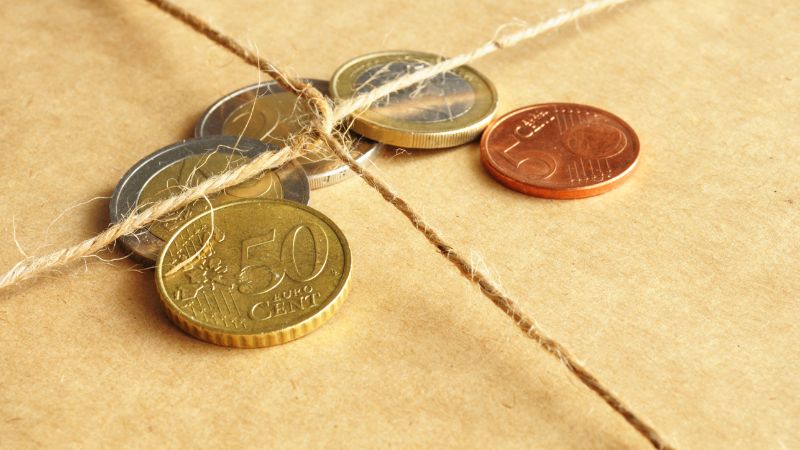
left=195, top=79, right=382, bottom=189
left=110, top=136, right=309, bottom=264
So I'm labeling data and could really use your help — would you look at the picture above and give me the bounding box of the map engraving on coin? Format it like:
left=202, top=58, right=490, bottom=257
left=109, top=136, right=309, bottom=263
left=330, top=50, right=498, bottom=149
left=353, top=60, right=476, bottom=123
left=480, top=103, right=639, bottom=199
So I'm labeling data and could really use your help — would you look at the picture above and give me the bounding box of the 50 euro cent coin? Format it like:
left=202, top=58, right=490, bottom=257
left=155, top=199, right=351, bottom=348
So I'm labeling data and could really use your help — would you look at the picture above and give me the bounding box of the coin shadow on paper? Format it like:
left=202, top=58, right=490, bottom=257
left=377, top=144, right=466, bottom=164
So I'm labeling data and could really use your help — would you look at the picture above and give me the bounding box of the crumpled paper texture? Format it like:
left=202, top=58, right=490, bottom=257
left=0, top=1, right=797, bottom=448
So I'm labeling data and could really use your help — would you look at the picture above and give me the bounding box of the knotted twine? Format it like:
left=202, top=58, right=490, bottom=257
left=0, top=0, right=675, bottom=448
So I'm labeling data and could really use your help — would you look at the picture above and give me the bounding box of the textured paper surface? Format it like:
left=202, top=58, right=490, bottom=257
left=0, top=1, right=798, bottom=448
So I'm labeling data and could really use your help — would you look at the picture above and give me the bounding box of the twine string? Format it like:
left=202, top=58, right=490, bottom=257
left=149, top=0, right=334, bottom=132
left=0, top=147, right=295, bottom=287
left=0, top=0, right=674, bottom=448
left=331, top=0, right=629, bottom=122
left=315, top=126, right=674, bottom=450
left=0, top=0, right=629, bottom=290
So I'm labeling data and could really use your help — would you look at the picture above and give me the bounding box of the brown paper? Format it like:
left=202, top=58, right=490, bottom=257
left=0, top=0, right=797, bottom=448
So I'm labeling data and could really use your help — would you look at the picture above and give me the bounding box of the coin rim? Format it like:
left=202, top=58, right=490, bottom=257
left=109, top=136, right=310, bottom=264
left=329, top=50, right=498, bottom=149
left=480, top=103, right=640, bottom=199
left=154, top=198, right=352, bottom=348
left=194, top=78, right=383, bottom=189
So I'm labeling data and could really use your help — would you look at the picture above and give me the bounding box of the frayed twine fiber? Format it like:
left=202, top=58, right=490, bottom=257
left=0, top=0, right=675, bottom=448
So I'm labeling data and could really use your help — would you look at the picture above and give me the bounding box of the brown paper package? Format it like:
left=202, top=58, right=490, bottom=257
left=0, top=1, right=797, bottom=448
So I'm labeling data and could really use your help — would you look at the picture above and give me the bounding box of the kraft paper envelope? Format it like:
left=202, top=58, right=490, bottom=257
left=0, top=1, right=797, bottom=448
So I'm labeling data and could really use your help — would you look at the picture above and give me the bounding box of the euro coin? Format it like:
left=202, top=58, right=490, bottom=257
left=329, top=50, right=498, bottom=149
left=155, top=199, right=351, bottom=348
left=195, top=79, right=383, bottom=189
left=480, top=103, right=639, bottom=199
left=110, top=136, right=309, bottom=263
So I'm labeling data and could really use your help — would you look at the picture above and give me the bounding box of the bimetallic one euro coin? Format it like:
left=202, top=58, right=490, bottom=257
left=195, top=79, right=382, bottom=189
left=110, top=136, right=309, bottom=263
left=155, top=199, right=351, bottom=348
left=329, top=50, right=498, bottom=149
left=480, top=103, right=639, bottom=199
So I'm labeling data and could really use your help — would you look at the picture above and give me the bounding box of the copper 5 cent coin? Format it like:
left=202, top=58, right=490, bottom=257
left=480, top=103, right=639, bottom=199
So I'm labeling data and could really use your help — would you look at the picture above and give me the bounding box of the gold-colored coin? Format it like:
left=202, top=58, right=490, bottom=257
left=222, top=93, right=341, bottom=169
left=217, top=79, right=383, bottom=189
left=155, top=199, right=351, bottom=348
left=330, top=50, right=498, bottom=149
left=222, top=92, right=312, bottom=149
left=142, top=152, right=285, bottom=241
left=110, top=136, right=310, bottom=264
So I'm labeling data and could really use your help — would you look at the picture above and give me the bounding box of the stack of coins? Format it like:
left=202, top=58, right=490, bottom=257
left=110, top=50, right=639, bottom=348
